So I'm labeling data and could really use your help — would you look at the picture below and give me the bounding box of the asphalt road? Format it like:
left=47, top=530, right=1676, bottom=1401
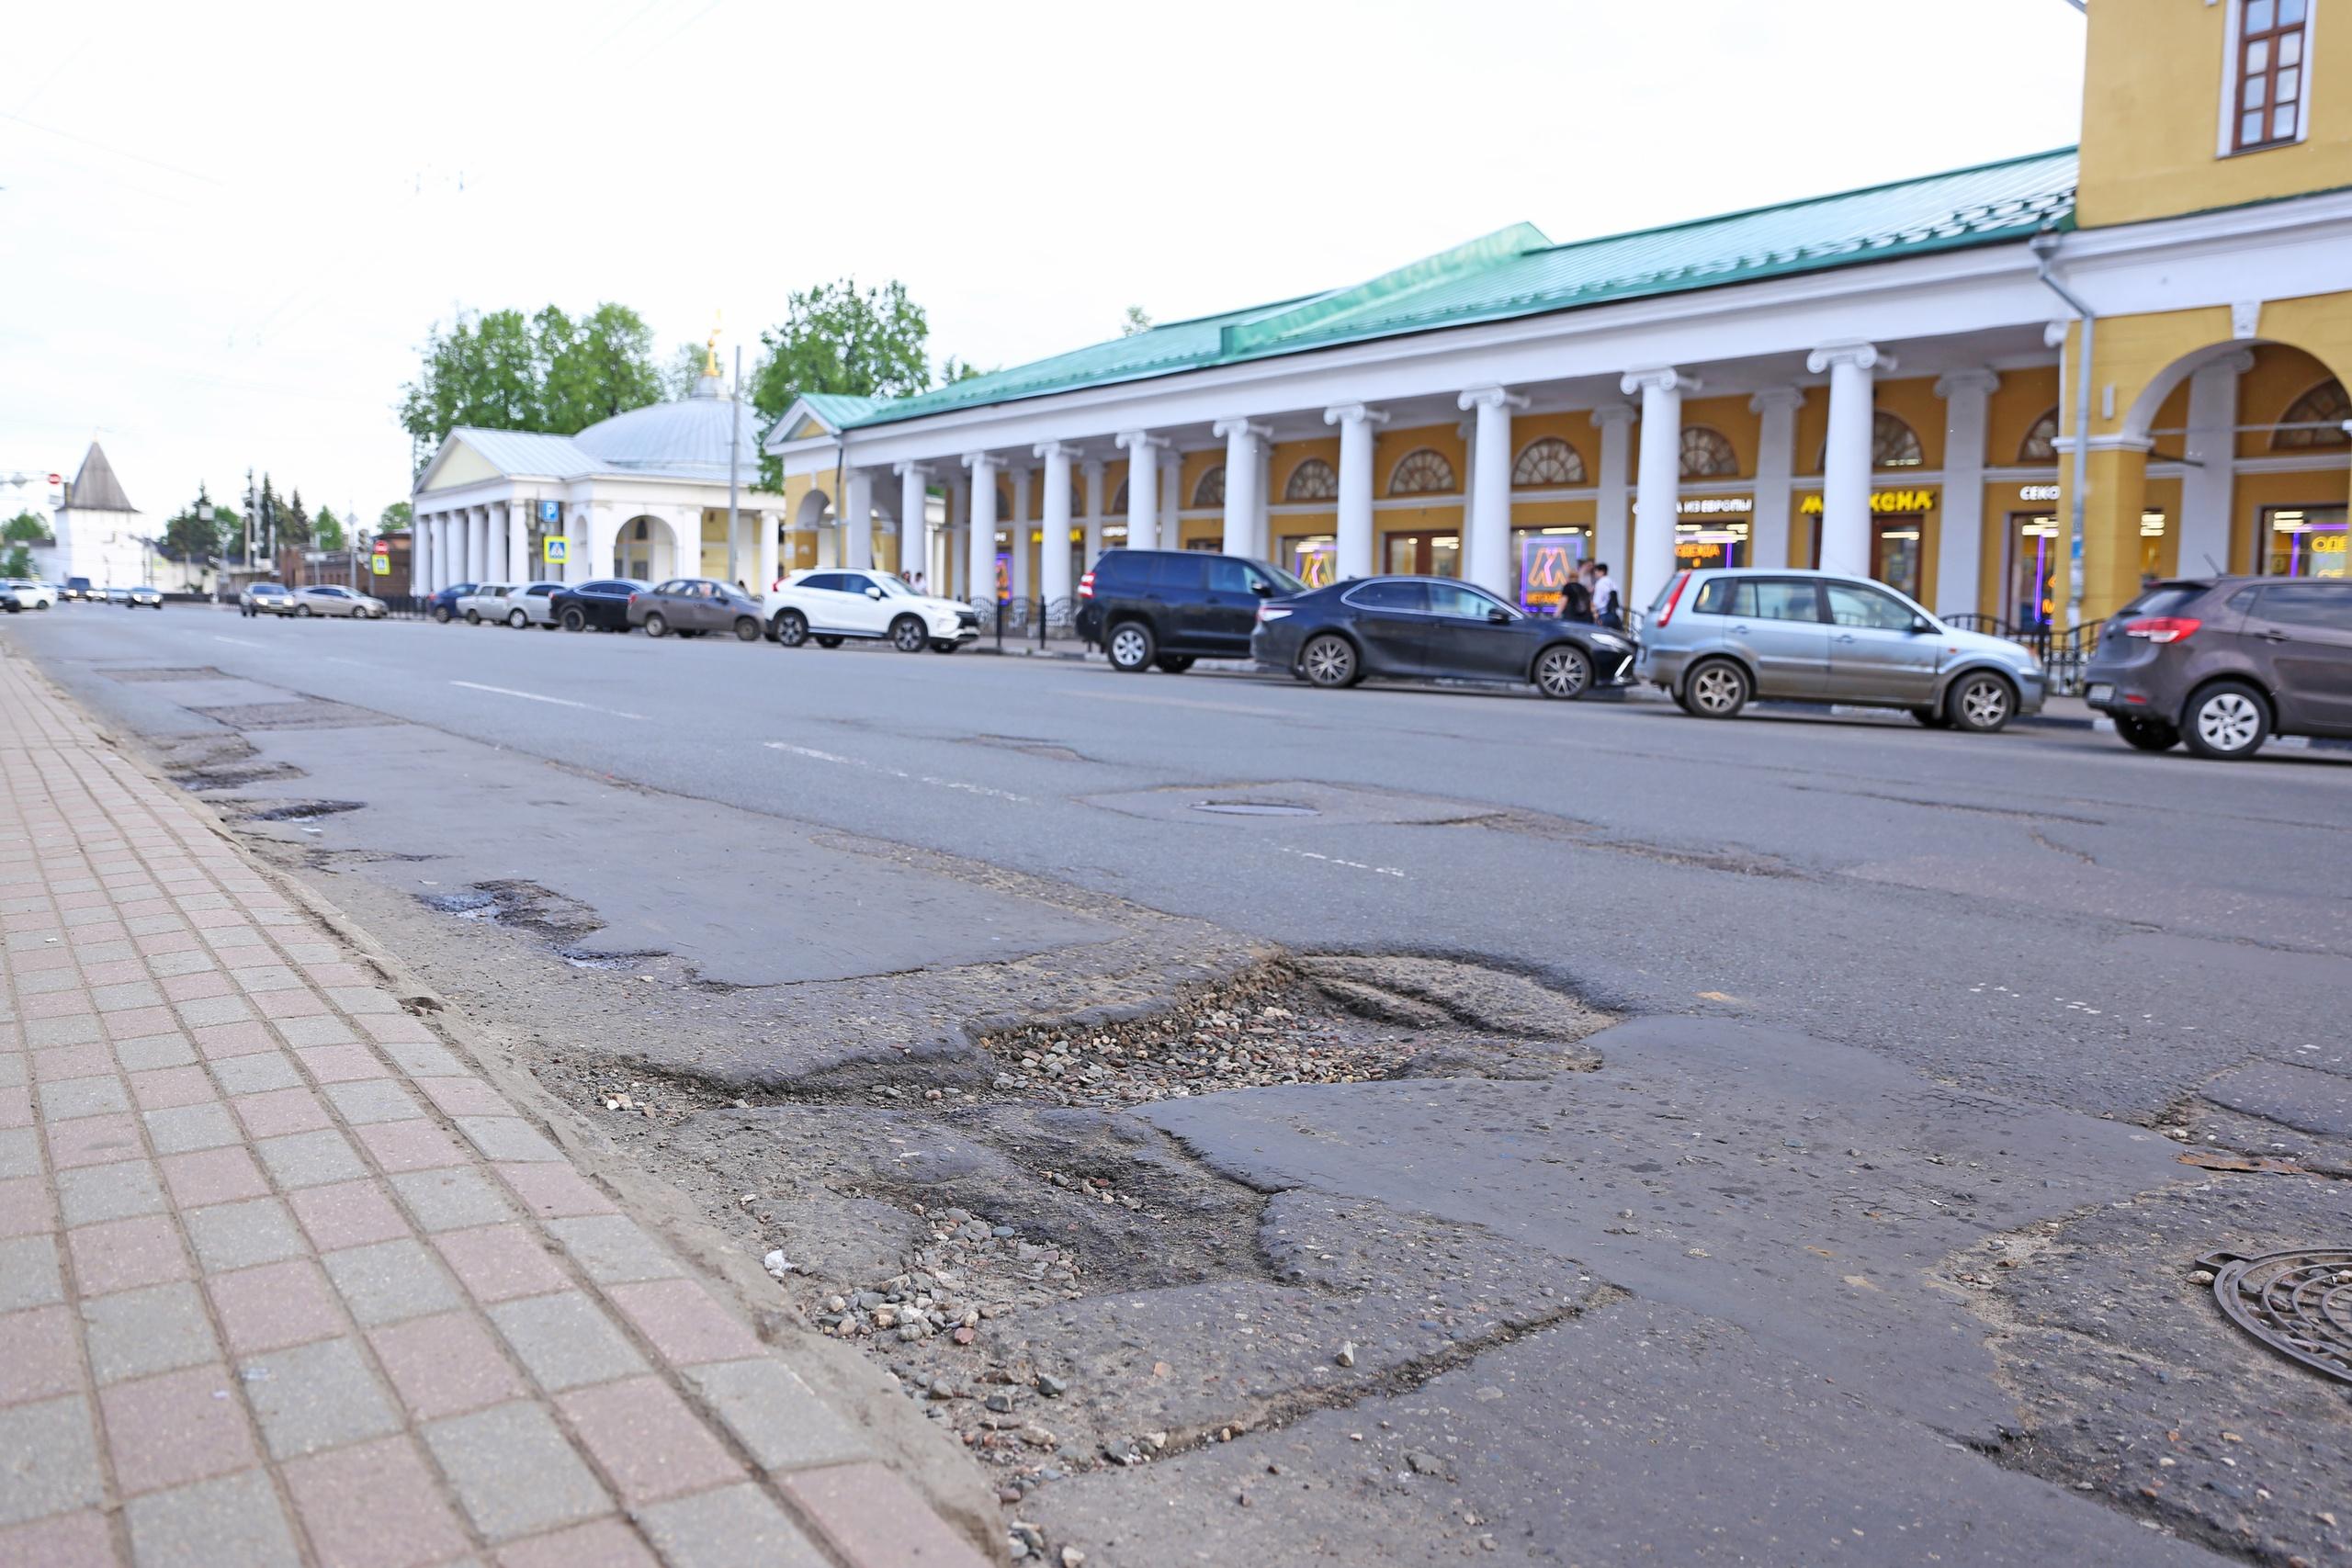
left=10, top=603, right=2350, bottom=1566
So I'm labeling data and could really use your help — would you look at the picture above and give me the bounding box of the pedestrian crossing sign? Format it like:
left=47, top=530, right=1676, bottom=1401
left=543, top=536, right=570, bottom=565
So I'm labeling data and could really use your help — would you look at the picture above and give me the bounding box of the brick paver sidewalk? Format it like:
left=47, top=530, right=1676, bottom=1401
left=0, top=649, right=988, bottom=1566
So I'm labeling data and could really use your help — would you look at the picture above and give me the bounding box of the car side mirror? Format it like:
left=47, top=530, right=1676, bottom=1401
left=1250, top=581, right=1272, bottom=596
left=1910, top=615, right=1936, bottom=634
left=1487, top=607, right=1511, bottom=624
left=865, top=587, right=884, bottom=600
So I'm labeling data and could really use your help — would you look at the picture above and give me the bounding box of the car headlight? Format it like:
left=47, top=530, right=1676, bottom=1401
left=1589, top=632, right=1630, bottom=650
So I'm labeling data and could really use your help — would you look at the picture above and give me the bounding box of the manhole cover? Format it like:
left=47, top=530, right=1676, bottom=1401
left=1193, top=800, right=1319, bottom=818
left=2199, top=1247, right=2352, bottom=1385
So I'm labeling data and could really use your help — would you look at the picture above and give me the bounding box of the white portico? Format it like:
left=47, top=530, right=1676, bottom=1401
left=409, top=367, right=785, bottom=595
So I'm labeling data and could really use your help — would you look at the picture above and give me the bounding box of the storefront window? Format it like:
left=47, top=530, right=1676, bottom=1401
left=1674, top=521, right=1748, bottom=573
left=1385, top=532, right=1459, bottom=577
left=1871, top=518, right=1923, bottom=601
left=2265, top=504, right=2349, bottom=577
left=2138, top=510, right=2169, bottom=581
left=1513, top=526, right=1589, bottom=614
left=2007, top=513, right=2060, bottom=629
left=1279, top=534, right=1338, bottom=587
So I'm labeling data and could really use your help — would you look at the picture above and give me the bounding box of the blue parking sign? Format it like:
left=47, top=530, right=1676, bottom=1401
left=537, top=500, right=560, bottom=524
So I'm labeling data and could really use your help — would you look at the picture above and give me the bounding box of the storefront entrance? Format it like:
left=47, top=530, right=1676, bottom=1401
left=1385, top=530, right=1459, bottom=578
left=1513, top=526, right=1589, bottom=614
left=2005, top=513, right=2060, bottom=629
left=2264, top=504, right=2348, bottom=577
left=1278, top=533, right=1338, bottom=588
left=1871, top=517, right=1923, bottom=601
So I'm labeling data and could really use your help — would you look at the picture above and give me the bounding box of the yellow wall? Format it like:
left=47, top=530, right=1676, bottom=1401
left=2079, top=0, right=2352, bottom=227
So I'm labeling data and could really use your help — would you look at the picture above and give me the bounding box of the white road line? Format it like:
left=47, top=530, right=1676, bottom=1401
left=764, top=741, right=1029, bottom=804
left=450, top=681, right=647, bottom=721
left=1279, top=845, right=1408, bottom=879
left=209, top=635, right=264, bottom=649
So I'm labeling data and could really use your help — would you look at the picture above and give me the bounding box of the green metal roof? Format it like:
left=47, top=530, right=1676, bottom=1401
left=832, top=147, right=2079, bottom=433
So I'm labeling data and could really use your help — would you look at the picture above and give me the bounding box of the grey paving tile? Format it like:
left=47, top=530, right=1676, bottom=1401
left=56, top=1159, right=165, bottom=1225
left=390, top=1168, right=514, bottom=1233
left=83, top=1281, right=218, bottom=1384
left=0, top=1394, right=103, bottom=1527
left=185, top=1196, right=306, bottom=1274
left=639, top=1483, right=828, bottom=1568
left=544, top=1215, right=682, bottom=1285
left=488, top=1291, right=647, bottom=1392
left=123, top=1467, right=300, bottom=1568
left=0, top=1234, right=64, bottom=1312
left=321, top=1237, right=461, bottom=1327
left=242, top=1337, right=400, bottom=1460
left=115, top=1034, right=198, bottom=1072
left=0, top=1127, right=38, bottom=1180
left=424, top=1401, right=610, bottom=1541
left=209, top=1053, right=300, bottom=1097
left=39, top=1074, right=130, bottom=1121
left=381, top=1041, right=466, bottom=1078
left=322, top=1079, right=422, bottom=1125
left=680, top=1359, right=871, bottom=1472
left=254, top=1128, right=368, bottom=1190
left=272, top=1014, right=355, bottom=1047
left=142, top=1101, right=240, bottom=1156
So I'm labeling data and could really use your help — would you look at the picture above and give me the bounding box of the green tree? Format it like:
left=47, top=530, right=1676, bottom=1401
left=540, top=303, right=662, bottom=430
left=1120, top=304, right=1154, bottom=336
left=159, top=487, right=226, bottom=563
left=0, top=546, right=31, bottom=580
left=398, top=303, right=663, bottom=463
left=4, top=511, right=50, bottom=545
left=314, top=505, right=345, bottom=552
left=750, top=280, right=939, bottom=487
left=281, top=487, right=312, bottom=551
left=255, top=476, right=282, bottom=558
left=937, top=355, right=990, bottom=384
left=379, top=501, right=413, bottom=534
left=662, top=342, right=715, bottom=400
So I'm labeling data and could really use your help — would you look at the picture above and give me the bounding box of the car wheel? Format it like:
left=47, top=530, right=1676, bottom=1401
left=1153, top=654, right=1195, bottom=673
left=1946, top=671, right=2016, bottom=734
left=889, top=615, right=928, bottom=652
left=297, top=604, right=313, bottom=617
left=815, top=635, right=843, bottom=649
left=506, top=610, right=527, bottom=629
left=735, top=616, right=761, bottom=642
left=1910, top=707, right=1951, bottom=728
left=463, top=609, right=480, bottom=625
left=643, top=612, right=668, bottom=638
left=775, top=610, right=808, bottom=647
left=2114, top=715, right=2179, bottom=751
left=1533, top=644, right=1592, bottom=701
left=432, top=606, right=451, bottom=624
left=1682, top=658, right=1749, bottom=718
left=1106, top=620, right=1155, bottom=672
left=2182, top=680, right=2269, bottom=761
left=1299, top=633, right=1359, bottom=689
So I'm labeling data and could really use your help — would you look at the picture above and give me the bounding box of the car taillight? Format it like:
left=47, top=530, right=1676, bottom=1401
left=1078, top=570, right=1095, bottom=601
left=1652, top=571, right=1691, bottom=628
left=628, top=592, right=639, bottom=604
left=2122, top=616, right=2200, bottom=644
left=1257, top=604, right=1292, bottom=623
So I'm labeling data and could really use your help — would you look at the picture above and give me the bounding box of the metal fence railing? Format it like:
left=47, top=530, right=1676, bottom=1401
left=1944, top=615, right=2107, bottom=694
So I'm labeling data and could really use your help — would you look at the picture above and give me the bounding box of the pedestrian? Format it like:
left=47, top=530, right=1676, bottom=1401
left=1589, top=561, right=1623, bottom=629
left=1558, top=567, right=1593, bottom=622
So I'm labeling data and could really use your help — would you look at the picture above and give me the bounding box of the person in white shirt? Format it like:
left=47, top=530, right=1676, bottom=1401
left=1589, top=562, right=1623, bottom=629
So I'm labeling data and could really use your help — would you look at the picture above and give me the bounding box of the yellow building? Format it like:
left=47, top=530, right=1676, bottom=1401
left=770, top=2, right=2350, bottom=635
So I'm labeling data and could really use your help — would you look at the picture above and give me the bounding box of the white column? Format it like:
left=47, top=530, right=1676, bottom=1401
left=962, top=455, right=1000, bottom=606
left=504, top=502, right=528, bottom=582
left=435, top=513, right=454, bottom=588
left=842, top=469, right=874, bottom=570
left=1807, top=342, right=1891, bottom=580
left=896, top=463, right=929, bottom=589
left=1008, top=465, right=1033, bottom=604
left=1933, top=370, right=1999, bottom=615
left=466, top=506, right=488, bottom=583
left=1159, top=447, right=1183, bottom=551
left=1117, top=433, right=1163, bottom=551
left=1214, top=420, right=1269, bottom=557
left=948, top=472, right=971, bottom=597
left=1590, top=403, right=1634, bottom=582
left=1458, top=387, right=1527, bottom=598
left=1621, top=368, right=1698, bottom=605
left=1081, top=458, right=1105, bottom=565
left=1325, top=404, right=1386, bottom=581
left=1035, top=442, right=1077, bottom=617
left=1253, top=440, right=1272, bottom=557
left=1748, top=389, right=1804, bottom=570
left=412, top=513, right=430, bottom=593
left=2180, top=352, right=2253, bottom=581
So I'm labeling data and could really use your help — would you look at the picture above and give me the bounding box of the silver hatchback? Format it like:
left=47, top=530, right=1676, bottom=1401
left=1634, top=568, right=2046, bottom=732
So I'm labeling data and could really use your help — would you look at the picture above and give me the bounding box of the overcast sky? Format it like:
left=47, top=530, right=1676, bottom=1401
left=1, top=0, right=2087, bottom=531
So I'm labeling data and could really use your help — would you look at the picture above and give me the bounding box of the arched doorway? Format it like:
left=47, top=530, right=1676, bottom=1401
left=614, top=514, right=684, bottom=581
left=795, top=490, right=833, bottom=570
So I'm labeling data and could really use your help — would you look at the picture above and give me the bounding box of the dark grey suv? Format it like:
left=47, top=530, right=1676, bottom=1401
left=2082, top=577, right=2352, bottom=759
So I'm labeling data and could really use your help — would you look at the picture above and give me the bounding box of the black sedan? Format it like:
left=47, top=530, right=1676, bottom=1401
left=548, top=579, right=650, bottom=633
left=1250, top=576, right=1635, bottom=699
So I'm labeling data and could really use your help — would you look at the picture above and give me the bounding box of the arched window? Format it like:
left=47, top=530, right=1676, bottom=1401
left=1192, top=465, right=1226, bottom=509
left=1387, top=449, right=1457, bottom=495
left=1512, top=437, right=1586, bottom=487
left=2273, top=378, right=2351, bottom=449
left=1284, top=458, right=1338, bottom=502
left=1679, top=427, right=1737, bottom=479
left=1109, top=479, right=1128, bottom=513
left=2018, top=408, right=2061, bottom=464
left=1872, top=412, right=1925, bottom=468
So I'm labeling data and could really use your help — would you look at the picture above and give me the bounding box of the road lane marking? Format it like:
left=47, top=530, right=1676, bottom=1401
left=450, top=681, right=647, bottom=721
left=1279, top=846, right=1407, bottom=879
left=209, top=635, right=264, bottom=649
left=764, top=741, right=1029, bottom=804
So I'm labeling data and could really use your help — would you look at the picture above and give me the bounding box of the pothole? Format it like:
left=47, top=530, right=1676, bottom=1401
left=103, top=665, right=232, bottom=683
left=1191, top=800, right=1318, bottom=818
left=187, top=698, right=400, bottom=730
left=227, top=799, right=366, bottom=824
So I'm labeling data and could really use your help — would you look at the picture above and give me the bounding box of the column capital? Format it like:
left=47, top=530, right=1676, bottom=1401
left=1622, top=367, right=1699, bottom=398
left=1589, top=400, right=1638, bottom=428
left=1747, top=387, right=1806, bottom=415
left=1115, top=431, right=1167, bottom=455
left=892, top=460, right=930, bottom=479
left=1806, top=341, right=1894, bottom=376
left=961, top=452, right=1002, bottom=474
left=1457, top=385, right=1529, bottom=413
left=1322, top=403, right=1389, bottom=428
left=2191, top=349, right=2258, bottom=379
left=1032, top=441, right=1081, bottom=463
left=1933, top=368, right=2002, bottom=400
left=1212, top=418, right=1272, bottom=443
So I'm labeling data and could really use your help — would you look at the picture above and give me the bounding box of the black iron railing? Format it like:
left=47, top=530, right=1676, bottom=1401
left=1944, top=614, right=2107, bottom=694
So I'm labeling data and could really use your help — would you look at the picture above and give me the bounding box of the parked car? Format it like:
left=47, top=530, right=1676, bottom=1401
left=4, top=581, right=56, bottom=611
left=1251, top=575, right=1634, bottom=698
left=1635, top=568, right=2045, bottom=733
left=765, top=570, right=979, bottom=652
left=2082, top=576, right=2352, bottom=760
left=495, top=581, right=567, bottom=629
left=291, top=584, right=387, bottom=619
left=100, top=586, right=130, bottom=605
left=453, top=583, right=515, bottom=625
left=123, top=585, right=164, bottom=609
left=548, top=579, right=648, bottom=633
left=627, top=579, right=767, bottom=640
left=241, top=581, right=295, bottom=617
left=424, top=582, right=478, bottom=624
left=63, top=576, right=94, bottom=601
left=1077, top=549, right=1306, bottom=671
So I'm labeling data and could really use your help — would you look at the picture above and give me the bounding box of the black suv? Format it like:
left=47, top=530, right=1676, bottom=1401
left=1076, top=549, right=1306, bottom=672
left=2082, top=576, right=2352, bottom=759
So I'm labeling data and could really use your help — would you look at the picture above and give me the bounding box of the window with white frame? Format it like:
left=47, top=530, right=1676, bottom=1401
left=2230, top=0, right=2311, bottom=153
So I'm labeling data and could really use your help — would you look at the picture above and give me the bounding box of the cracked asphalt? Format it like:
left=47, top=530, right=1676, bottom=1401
left=8, top=604, right=2349, bottom=1567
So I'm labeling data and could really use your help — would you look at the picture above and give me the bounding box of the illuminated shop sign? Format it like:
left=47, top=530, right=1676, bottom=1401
left=2018, top=484, right=2062, bottom=502
left=1798, top=488, right=1939, bottom=514
left=1676, top=496, right=1752, bottom=515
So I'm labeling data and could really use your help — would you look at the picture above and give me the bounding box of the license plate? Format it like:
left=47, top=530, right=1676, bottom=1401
left=2085, top=682, right=2113, bottom=705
